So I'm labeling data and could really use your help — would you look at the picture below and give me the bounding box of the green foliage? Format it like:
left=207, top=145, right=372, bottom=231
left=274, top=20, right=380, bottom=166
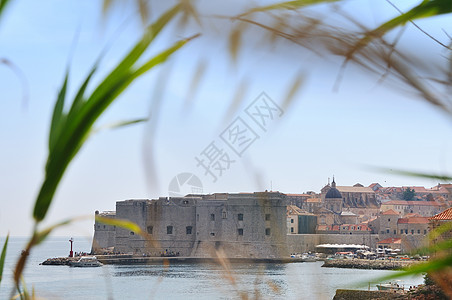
left=11, top=2, right=197, bottom=293
left=33, top=3, right=189, bottom=222
left=0, top=0, right=12, bottom=21
left=403, top=187, right=416, bottom=200
left=0, top=234, right=8, bottom=287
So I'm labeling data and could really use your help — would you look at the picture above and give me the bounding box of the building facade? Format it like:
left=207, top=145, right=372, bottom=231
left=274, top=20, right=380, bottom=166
left=93, top=192, right=289, bottom=259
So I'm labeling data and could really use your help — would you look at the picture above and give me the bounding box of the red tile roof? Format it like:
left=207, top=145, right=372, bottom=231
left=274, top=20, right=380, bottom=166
left=430, top=207, right=452, bottom=220
left=383, top=200, right=441, bottom=206
left=381, top=209, right=399, bottom=215
left=377, top=238, right=402, bottom=244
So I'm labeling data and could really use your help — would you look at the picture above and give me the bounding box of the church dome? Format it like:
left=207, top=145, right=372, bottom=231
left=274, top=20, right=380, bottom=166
left=325, top=187, right=342, bottom=199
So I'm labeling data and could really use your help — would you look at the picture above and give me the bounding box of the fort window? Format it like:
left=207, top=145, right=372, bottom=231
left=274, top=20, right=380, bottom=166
left=103, top=225, right=106, bottom=229
left=210, top=214, right=215, bottom=221
left=393, top=230, right=396, bottom=234
left=238, top=213, right=243, bottom=221
left=290, top=227, right=294, bottom=233
left=186, top=226, right=192, bottom=234
left=130, top=231, right=135, bottom=235
left=222, top=210, right=227, bottom=219
left=238, top=228, right=243, bottom=236
left=400, top=230, right=403, bottom=234
left=411, top=230, right=414, bottom=234
left=417, top=229, right=420, bottom=234
left=405, top=229, right=408, bottom=234
left=424, top=230, right=427, bottom=234
left=210, top=232, right=215, bottom=236
left=265, top=214, right=271, bottom=221
left=147, top=226, right=153, bottom=234
left=183, top=200, right=189, bottom=204
left=167, top=226, right=173, bottom=234
left=290, top=219, right=294, bottom=223
left=386, top=229, right=389, bottom=234
left=265, top=228, right=271, bottom=236
left=388, top=219, right=390, bottom=222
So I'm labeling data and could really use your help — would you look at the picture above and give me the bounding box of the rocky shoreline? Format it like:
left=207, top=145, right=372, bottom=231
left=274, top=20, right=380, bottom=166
left=322, top=259, right=419, bottom=270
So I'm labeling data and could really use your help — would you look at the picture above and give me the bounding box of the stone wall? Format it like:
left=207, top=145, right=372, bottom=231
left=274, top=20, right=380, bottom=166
left=91, top=211, right=116, bottom=253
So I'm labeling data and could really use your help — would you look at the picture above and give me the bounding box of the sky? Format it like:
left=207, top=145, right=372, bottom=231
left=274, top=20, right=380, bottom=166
left=1, top=0, right=452, bottom=237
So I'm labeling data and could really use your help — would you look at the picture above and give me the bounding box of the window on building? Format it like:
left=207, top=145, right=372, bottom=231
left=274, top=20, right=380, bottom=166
left=386, top=229, right=389, bottom=234
left=130, top=231, right=135, bottom=235
left=238, top=213, right=243, bottom=221
left=147, top=226, right=153, bottom=234
left=210, top=214, right=215, bottom=221
left=424, top=230, right=427, bottom=234
left=238, top=228, right=243, bottom=236
left=265, top=228, right=271, bottom=236
left=186, top=226, right=192, bottom=234
left=291, top=219, right=294, bottom=223
left=222, top=210, right=227, bottom=219
left=388, top=218, right=390, bottom=222
left=417, top=229, right=420, bottom=234
left=411, top=230, right=414, bottom=234
left=405, top=229, right=408, bottom=234
left=400, top=229, right=403, bottom=234
left=291, top=227, right=294, bottom=233
left=265, top=214, right=271, bottom=221
left=103, top=225, right=106, bottom=229
left=183, top=200, right=189, bottom=204
left=210, top=232, right=215, bottom=236
left=167, top=226, right=173, bottom=234
left=393, top=230, right=396, bottom=234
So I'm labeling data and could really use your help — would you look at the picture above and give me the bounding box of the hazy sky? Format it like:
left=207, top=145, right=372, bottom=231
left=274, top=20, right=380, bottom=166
left=1, top=0, right=452, bottom=237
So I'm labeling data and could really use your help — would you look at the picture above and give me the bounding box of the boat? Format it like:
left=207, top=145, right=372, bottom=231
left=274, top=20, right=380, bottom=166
left=376, top=282, right=404, bottom=292
left=69, top=256, right=103, bottom=267
left=300, top=254, right=317, bottom=262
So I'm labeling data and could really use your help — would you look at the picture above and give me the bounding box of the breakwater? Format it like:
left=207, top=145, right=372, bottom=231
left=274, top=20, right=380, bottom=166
left=41, top=255, right=307, bottom=266
left=40, top=257, right=77, bottom=265
left=323, top=259, right=419, bottom=270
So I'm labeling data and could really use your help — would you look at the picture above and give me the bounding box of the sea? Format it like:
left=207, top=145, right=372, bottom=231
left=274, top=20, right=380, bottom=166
left=0, top=237, right=423, bottom=300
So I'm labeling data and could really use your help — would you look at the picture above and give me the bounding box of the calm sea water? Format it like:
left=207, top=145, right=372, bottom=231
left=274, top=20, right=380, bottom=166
left=0, top=237, right=423, bottom=300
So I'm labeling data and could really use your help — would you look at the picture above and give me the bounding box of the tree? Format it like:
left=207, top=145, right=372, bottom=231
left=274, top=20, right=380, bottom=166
left=403, top=187, right=416, bottom=200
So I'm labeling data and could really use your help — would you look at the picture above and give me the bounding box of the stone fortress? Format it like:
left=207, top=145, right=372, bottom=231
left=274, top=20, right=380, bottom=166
left=92, top=179, right=452, bottom=258
left=93, top=192, right=289, bottom=258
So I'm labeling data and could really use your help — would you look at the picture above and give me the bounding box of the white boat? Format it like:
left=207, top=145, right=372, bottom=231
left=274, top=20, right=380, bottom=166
left=376, top=282, right=404, bottom=291
left=69, top=256, right=103, bottom=267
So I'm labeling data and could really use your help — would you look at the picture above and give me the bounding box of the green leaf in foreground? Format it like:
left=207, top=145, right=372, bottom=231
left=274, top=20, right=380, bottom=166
left=32, top=3, right=196, bottom=222
left=0, top=234, right=9, bottom=286
left=96, top=216, right=142, bottom=234
left=374, top=168, right=452, bottom=182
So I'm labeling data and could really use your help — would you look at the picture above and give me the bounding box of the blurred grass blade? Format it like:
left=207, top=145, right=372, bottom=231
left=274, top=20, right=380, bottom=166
left=48, top=71, right=68, bottom=152
left=349, top=0, right=452, bottom=58
left=281, top=72, right=304, bottom=112
left=0, top=0, right=12, bottom=20
left=96, top=216, right=142, bottom=234
left=92, top=118, right=148, bottom=134
left=68, top=66, right=97, bottom=119
left=240, top=0, right=341, bottom=16
left=33, top=4, right=189, bottom=222
left=376, top=168, right=452, bottom=181
left=0, top=234, right=9, bottom=286
left=14, top=218, right=75, bottom=284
